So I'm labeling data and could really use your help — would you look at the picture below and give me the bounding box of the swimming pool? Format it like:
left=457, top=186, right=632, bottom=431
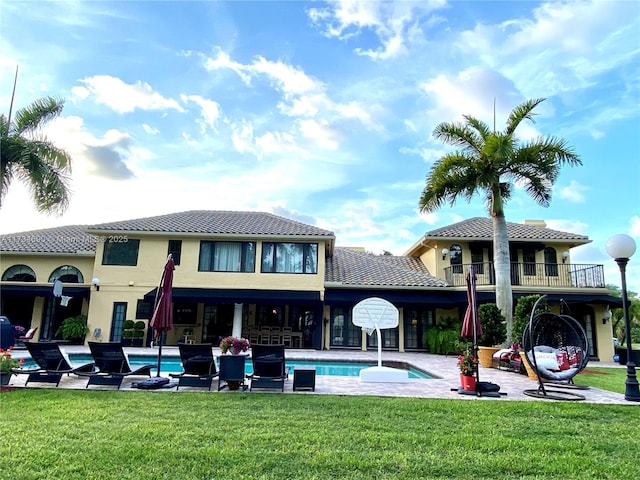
left=23, top=354, right=433, bottom=379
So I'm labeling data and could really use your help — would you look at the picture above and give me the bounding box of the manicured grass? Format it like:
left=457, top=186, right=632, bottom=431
left=576, top=367, right=630, bottom=394
left=1, top=390, right=639, bottom=479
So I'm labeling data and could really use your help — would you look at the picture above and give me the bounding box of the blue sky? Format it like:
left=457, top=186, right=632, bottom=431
left=1, top=0, right=639, bottom=292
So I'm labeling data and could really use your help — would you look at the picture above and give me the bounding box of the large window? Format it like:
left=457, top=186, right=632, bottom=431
left=48, top=265, right=84, bottom=283
left=330, top=307, right=361, bottom=348
left=544, top=247, right=558, bottom=277
left=198, top=241, right=255, bottom=272
left=109, top=302, right=127, bottom=342
left=523, top=248, right=536, bottom=276
left=168, top=240, right=182, bottom=265
left=2, top=264, right=36, bottom=282
left=404, top=309, right=434, bottom=350
left=261, top=242, right=318, bottom=274
left=102, top=239, right=140, bottom=266
left=450, top=244, right=463, bottom=274
left=470, top=247, right=484, bottom=275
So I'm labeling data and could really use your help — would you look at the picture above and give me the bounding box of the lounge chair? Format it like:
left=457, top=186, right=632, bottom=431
left=11, top=342, right=95, bottom=387
left=80, top=342, right=155, bottom=389
left=218, top=354, right=248, bottom=391
left=247, top=344, right=290, bottom=392
left=169, top=343, right=218, bottom=390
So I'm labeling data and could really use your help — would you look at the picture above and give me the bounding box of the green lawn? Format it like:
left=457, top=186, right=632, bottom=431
left=1, top=390, right=639, bottom=479
left=575, top=367, right=629, bottom=394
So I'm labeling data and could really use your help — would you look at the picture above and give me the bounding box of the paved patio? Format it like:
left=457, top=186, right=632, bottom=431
left=5, top=346, right=636, bottom=405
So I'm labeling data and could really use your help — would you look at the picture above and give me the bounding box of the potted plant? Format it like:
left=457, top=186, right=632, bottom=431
left=121, top=320, right=135, bottom=346
left=220, top=336, right=250, bottom=355
left=457, top=342, right=477, bottom=391
left=0, top=347, right=23, bottom=385
left=56, top=315, right=90, bottom=344
left=132, top=321, right=146, bottom=347
left=477, top=304, right=507, bottom=368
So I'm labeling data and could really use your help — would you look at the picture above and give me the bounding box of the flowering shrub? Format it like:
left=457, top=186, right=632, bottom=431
left=14, top=325, right=26, bottom=337
left=0, top=347, right=24, bottom=374
left=220, top=336, right=250, bottom=355
left=457, top=343, right=477, bottom=376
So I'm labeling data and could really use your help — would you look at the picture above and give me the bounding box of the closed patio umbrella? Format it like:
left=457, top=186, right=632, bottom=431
left=461, top=266, right=482, bottom=341
left=150, top=254, right=175, bottom=377
left=461, top=266, right=482, bottom=389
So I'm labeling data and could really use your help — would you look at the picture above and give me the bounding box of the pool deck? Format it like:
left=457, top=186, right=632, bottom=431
left=5, top=346, right=638, bottom=405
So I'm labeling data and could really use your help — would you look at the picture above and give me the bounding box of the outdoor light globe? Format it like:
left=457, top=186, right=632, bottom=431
left=606, top=234, right=637, bottom=260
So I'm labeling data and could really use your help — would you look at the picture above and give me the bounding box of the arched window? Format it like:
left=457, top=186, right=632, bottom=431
left=450, top=244, right=463, bottom=274
left=2, top=264, right=36, bottom=282
left=544, top=247, right=558, bottom=277
left=48, top=265, right=84, bottom=283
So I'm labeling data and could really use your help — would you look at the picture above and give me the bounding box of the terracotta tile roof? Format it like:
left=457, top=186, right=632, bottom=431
left=326, top=247, right=448, bottom=287
left=0, top=225, right=97, bottom=254
left=87, top=210, right=335, bottom=237
left=424, top=217, right=589, bottom=242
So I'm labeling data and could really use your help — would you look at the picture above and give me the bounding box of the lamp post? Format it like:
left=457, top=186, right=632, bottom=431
left=605, top=233, right=640, bottom=402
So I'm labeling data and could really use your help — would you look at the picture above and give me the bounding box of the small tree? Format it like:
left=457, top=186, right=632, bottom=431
left=478, top=304, right=507, bottom=347
left=513, top=295, right=548, bottom=347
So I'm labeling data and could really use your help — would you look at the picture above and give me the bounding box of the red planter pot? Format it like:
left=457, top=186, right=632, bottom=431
left=460, top=374, right=476, bottom=392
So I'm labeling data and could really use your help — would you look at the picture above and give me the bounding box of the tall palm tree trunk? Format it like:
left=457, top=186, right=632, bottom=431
left=492, top=213, right=513, bottom=344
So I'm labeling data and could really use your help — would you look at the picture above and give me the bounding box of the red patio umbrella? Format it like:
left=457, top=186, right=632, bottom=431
left=461, top=266, right=482, bottom=390
left=150, top=254, right=175, bottom=376
left=461, top=266, right=482, bottom=340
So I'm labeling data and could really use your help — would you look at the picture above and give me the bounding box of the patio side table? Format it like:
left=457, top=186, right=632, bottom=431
left=293, top=368, right=316, bottom=391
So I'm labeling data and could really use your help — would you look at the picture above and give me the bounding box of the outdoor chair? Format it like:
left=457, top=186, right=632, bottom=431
left=169, top=343, right=218, bottom=390
left=247, top=344, right=290, bottom=392
left=522, top=296, right=590, bottom=401
left=11, top=342, right=95, bottom=387
left=16, top=327, right=38, bottom=347
left=218, top=354, right=247, bottom=391
left=80, top=342, right=155, bottom=389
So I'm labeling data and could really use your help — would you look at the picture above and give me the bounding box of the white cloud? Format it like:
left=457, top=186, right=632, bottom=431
left=458, top=1, right=639, bottom=99
left=630, top=216, right=640, bottom=237
left=45, top=116, right=136, bottom=179
left=72, top=75, right=184, bottom=114
left=298, top=119, right=340, bottom=151
left=558, top=180, right=589, bottom=204
left=142, top=124, right=159, bottom=135
left=308, top=0, right=445, bottom=60
left=181, top=94, right=222, bottom=133
left=230, top=119, right=256, bottom=155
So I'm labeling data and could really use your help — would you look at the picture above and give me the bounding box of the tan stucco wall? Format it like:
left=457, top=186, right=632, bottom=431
left=85, top=234, right=329, bottom=343
left=1, top=253, right=95, bottom=286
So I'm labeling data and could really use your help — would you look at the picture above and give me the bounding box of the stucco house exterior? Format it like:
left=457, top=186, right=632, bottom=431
left=0, top=211, right=619, bottom=361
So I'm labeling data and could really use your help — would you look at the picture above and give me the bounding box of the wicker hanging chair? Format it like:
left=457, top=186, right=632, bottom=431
left=522, top=296, right=589, bottom=401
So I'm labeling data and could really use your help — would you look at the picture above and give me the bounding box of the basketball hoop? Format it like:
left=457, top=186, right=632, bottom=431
left=363, top=326, right=375, bottom=337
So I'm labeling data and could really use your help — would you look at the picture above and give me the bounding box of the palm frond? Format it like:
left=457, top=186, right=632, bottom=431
left=419, top=153, right=486, bottom=213
left=463, top=115, right=491, bottom=140
left=505, top=98, right=546, bottom=135
left=433, top=121, right=484, bottom=154
left=14, top=97, right=65, bottom=135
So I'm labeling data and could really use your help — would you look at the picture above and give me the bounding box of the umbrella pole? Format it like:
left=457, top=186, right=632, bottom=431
left=470, top=266, right=481, bottom=393
left=156, top=331, right=164, bottom=377
left=153, top=265, right=167, bottom=378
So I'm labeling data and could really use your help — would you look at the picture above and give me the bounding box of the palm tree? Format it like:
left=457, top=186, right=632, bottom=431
left=1, top=96, right=72, bottom=214
left=419, top=98, right=581, bottom=342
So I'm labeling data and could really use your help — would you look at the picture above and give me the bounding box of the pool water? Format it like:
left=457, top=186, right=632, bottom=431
left=24, top=354, right=433, bottom=379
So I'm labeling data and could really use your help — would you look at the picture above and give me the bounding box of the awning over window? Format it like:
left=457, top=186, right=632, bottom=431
left=0, top=284, right=90, bottom=298
left=143, top=288, right=321, bottom=305
left=324, top=289, right=458, bottom=307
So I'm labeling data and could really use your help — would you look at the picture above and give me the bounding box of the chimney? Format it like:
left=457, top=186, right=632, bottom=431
left=523, top=219, right=546, bottom=228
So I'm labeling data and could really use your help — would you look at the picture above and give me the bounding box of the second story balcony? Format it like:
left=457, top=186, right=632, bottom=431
left=444, top=262, right=606, bottom=289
